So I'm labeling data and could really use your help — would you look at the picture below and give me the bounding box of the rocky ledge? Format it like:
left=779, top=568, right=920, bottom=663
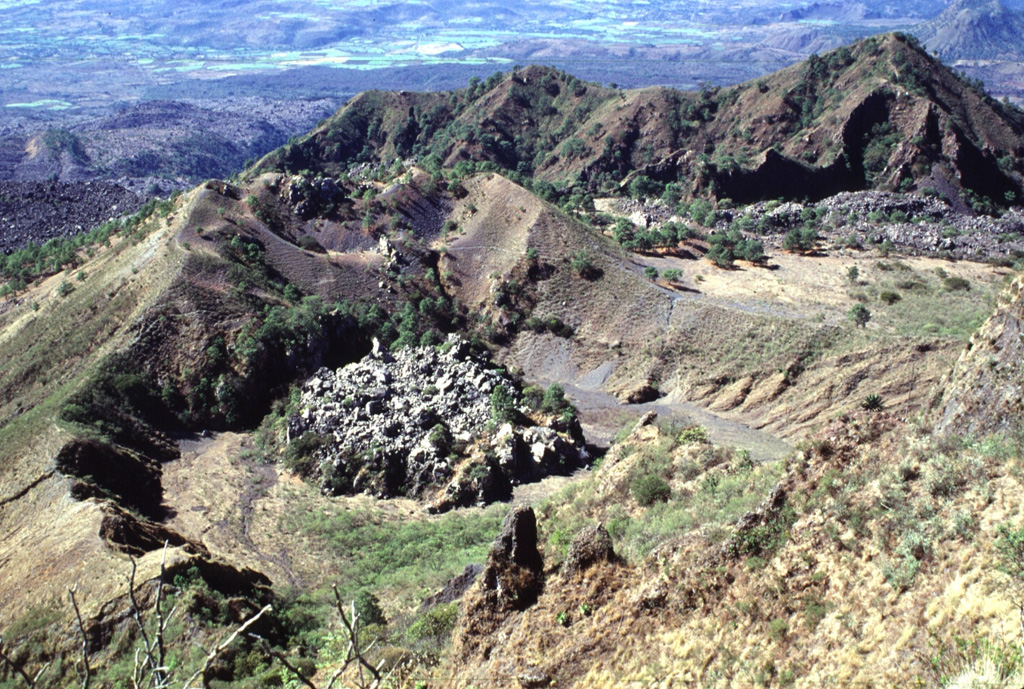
left=288, top=337, right=590, bottom=510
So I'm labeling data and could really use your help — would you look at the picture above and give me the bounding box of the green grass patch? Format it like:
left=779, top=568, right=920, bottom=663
left=281, top=502, right=506, bottom=608
left=539, top=429, right=783, bottom=564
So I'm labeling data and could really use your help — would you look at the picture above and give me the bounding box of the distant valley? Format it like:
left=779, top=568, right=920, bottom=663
left=4, top=0, right=1024, bottom=253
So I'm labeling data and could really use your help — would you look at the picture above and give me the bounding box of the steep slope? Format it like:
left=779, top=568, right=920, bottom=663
left=932, top=273, right=1024, bottom=437
left=258, top=33, right=1024, bottom=208
left=916, top=0, right=1024, bottom=61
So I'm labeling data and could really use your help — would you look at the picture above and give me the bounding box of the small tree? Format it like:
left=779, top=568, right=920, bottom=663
left=705, top=242, right=733, bottom=268
left=570, top=250, right=595, bottom=277
left=848, top=303, right=871, bottom=327
left=541, top=383, right=567, bottom=413
left=490, top=384, right=517, bottom=424
left=738, top=239, right=765, bottom=263
left=847, top=265, right=859, bottom=283
left=783, top=225, right=819, bottom=253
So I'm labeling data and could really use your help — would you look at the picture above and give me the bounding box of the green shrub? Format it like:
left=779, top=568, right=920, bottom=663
left=782, top=226, right=818, bottom=252
left=861, top=394, right=884, bottom=411
left=354, top=590, right=387, bottom=627
left=570, top=250, right=595, bottom=277
left=679, top=426, right=709, bottom=444
left=706, top=242, right=733, bottom=268
left=768, top=618, right=789, bottom=641
left=996, top=522, right=1024, bottom=583
left=644, top=266, right=659, bottom=280
left=283, top=432, right=329, bottom=476
left=522, top=385, right=545, bottom=410
left=879, top=290, right=901, bottom=304
left=848, top=303, right=871, bottom=327
left=631, top=473, right=671, bottom=506
left=405, top=603, right=458, bottom=645
left=428, top=423, right=453, bottom=455
left=541, top=383, right=568, bottom=413
left=883, top=550, right=922, bottom=592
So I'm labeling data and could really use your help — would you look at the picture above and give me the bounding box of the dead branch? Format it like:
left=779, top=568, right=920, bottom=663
left=252, top=636, right=323, bottom=689
left=181, top=604, right=271, bottom=689
left=332, top=585, right=383, bottom=686
left=153, top=542, right=175, bottom=684
left=261, top=586, right=388, bottom=689
left=67, top=585, right=91, bottom=689
left=127, top=553, right=160, bottom=687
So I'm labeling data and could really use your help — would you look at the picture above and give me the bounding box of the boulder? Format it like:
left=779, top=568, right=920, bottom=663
left=562, top=523, right=616, bottom=577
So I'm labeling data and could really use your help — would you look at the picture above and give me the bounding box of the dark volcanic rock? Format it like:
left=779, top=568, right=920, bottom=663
left=418, top=564, right=483, bottom=613
left=479, top=506, right=544, bottom=610
left=0, top=180, right=143, bottom=253
left=562, top=523, right=616, bottom=577
left=933, top=274, right=1024, bottom=437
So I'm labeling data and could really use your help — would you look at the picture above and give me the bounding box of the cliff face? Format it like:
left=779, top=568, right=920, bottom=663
left=933, top=274, right=1024, bottom=437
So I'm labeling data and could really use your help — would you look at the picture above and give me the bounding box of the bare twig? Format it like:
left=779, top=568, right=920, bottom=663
left=181, top=604, right=271, bottom=689
left=321, top=666, right=347, bottom=689
left=154, top=542, right=172, bottom=683
left=29, top=662, right=52, bottom=687
left=332, top=585, right=382, bottom=686
left=67, top=585, right=91, bottom=689
left=126, top=554, right=158, bottom=685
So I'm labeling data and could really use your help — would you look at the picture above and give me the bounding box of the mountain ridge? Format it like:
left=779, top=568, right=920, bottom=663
left=258, top=33, right=1024, bottom=211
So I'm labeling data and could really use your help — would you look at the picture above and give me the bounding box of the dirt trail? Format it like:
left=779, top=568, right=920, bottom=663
left=566, top=382, right=792, bottom=462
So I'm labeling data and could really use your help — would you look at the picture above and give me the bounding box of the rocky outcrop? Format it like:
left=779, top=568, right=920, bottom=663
left=99, top=504, right=208, bottom=557
left=933, top=274, right=1024, bottom=437
left=450, top=507, right=546, bottom=662
left=56, top=439, right=165, bottom=520
left=470, top=507, right=544, bottom=614
left=738, top=191, right=1024, bottom=260
left=289, top=337, right=589, bottom=503
left=286, top=174, right=347, bottom=220
left=418, top=564, right=482, bottom=613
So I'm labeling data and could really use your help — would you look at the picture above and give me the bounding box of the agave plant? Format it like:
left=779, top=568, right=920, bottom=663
left=862, top=393, right=884, bottom=411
